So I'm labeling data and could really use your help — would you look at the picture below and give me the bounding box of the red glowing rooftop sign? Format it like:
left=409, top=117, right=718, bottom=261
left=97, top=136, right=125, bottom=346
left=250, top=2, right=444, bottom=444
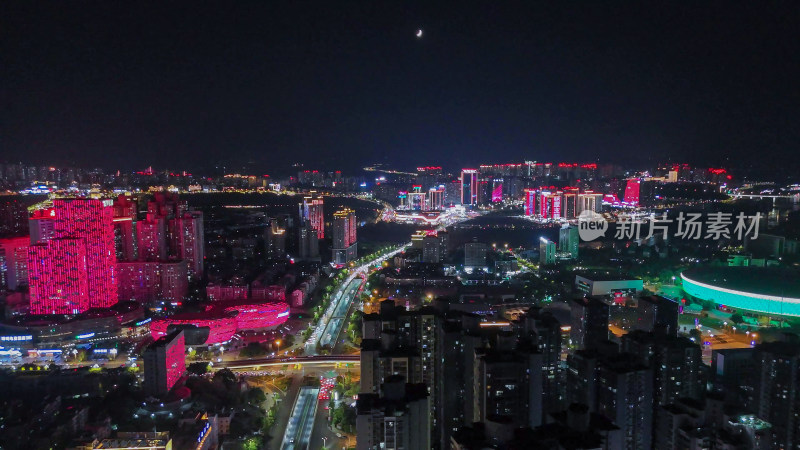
left=708, top=168, right=727, bottom=175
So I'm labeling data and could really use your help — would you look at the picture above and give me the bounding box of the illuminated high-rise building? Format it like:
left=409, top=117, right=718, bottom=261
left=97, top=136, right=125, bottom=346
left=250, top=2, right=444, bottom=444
left=148, top=192, right=187, bottom=219
left=408, top=186, right=426, bottom=211
left=0, top=236, right=29, bottom=290
left=332, top=208, right=357, bottom=265
left=539, top=191, right=562, bottom=219
left=540, top=237, right=556, bottom=265
left=29, top=208, right=56, bottom=244
left=460, top=169, right=478, bottom=206
left=160, top=260, right=189, bottom=301
left=137, top=213, right=168, bottom=261
left=427, top=186, right=445, bottom=210
left=559, top=225, right=579, bottom=259
left=143, top=329, right=185, bottom=396
left=28, top=198, right=118, bottom=315
left=623, top=179, right=641, bottom=206
left=491, top=179, right=503, bottom=202
left=28, top=238, right=90, bottom=314
left=577, top=192, right=603, bottom=215
left=117, top=261, right=162, bottom=303
left=169, top=211, right=204, bottom=279
left=299, top=195, right=325, bottom=239
left=561, top=192, right=577, bottom=219
left=113, top=195, right=138, bottom=261
left=117, top=260, right=188, bottom=304
left=524, top=188, right=537, bottom=216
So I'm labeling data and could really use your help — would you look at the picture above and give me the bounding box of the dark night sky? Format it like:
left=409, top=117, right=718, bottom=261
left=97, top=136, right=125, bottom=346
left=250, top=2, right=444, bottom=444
left=2, top=2, right=799, bottom=173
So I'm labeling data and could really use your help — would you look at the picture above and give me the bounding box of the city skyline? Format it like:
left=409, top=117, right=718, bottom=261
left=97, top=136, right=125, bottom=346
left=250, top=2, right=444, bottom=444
left=3, top=3, right=800, bottom=449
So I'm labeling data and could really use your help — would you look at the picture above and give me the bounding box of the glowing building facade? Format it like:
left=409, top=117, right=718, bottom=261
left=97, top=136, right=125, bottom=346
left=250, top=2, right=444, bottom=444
left=539, top=192, right=562, bottom=219
left=623, top=179, right=641, bottom=206
left=29, top=208, right=56, bottom=244
left=427, top=186, right=445, bottom=210
left=28, top=238, right=90, bottom=314
left=117, top=260, right=188, bottom=304
left=28, top=198, right=118, bottom=315
left=150, top=301, right=290, bottom=345
left=524, top=189, right=537, bottom=216
left=137, top=213, right=167, bottom=261
left=143, top=329, right=185, bottom=396
left=0, top=236, right=29, bottom=290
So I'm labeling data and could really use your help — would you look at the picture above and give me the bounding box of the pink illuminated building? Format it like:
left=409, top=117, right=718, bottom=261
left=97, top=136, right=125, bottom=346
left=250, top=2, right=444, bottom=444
left=143, top=329, right=186, bottom=396
left=117, top=260, right=188, bottom=304
left=28, top=198, right=118, bottom=314
left=524, top=189, right=537, bottom=216
left=291, top=289, right=305, bottom=308
left=623, top=179, right=641, bottom=206
left=0, top=236, right=29, bottom=290
left=539, top=192, right=562, bottom=219
left=491, top=182, right=503, bottom=203
left=150, top=300, right=290, bottom=345
left=206, top=284, right=249, bottom=301
left=28, top=238, right=89, bottom=314
left=29, top=208, right=56, bottom=244
left=137, top=213, right=168, bottom=261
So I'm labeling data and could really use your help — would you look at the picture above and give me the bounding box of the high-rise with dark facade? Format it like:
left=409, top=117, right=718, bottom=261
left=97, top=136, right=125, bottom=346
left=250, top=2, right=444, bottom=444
left=570, top=296, right=610, bottom=350
left=332, top=208, right=357, bottom=265
left=460, top=169, right=478, bottom=206
left=299, top=195, right=324, bottom=239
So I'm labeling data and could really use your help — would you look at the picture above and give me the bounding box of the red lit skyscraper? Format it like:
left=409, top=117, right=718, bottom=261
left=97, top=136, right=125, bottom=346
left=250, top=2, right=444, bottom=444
left=539, top=192, right=562, bottom=219
left=623, top=179, right=641, bottom=206
left=524, top=189, right=537, bottom=216
left=28, top=198, right=119, bottom=314
left=143, top=329, right=186, bottom=396
left=28, top=238, right=90, bottom=314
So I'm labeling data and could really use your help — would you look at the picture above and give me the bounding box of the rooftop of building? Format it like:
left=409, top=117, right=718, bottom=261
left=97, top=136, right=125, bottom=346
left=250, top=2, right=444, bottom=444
left=575, top=272, right=641, bottom=282
left=756, top=339, right=800, bottom=357
left=681, top=266, right=800, bottom=298
left=148, top=329, right=184, bottom=348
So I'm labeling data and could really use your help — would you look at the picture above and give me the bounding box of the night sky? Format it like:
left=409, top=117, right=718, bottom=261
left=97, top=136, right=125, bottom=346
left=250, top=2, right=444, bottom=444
left=2, top=2, right=799, bottom=173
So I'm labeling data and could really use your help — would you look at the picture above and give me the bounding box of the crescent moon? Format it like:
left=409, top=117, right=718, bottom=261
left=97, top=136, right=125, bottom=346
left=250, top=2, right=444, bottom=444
left=416, top=29, right=423, bottom=38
